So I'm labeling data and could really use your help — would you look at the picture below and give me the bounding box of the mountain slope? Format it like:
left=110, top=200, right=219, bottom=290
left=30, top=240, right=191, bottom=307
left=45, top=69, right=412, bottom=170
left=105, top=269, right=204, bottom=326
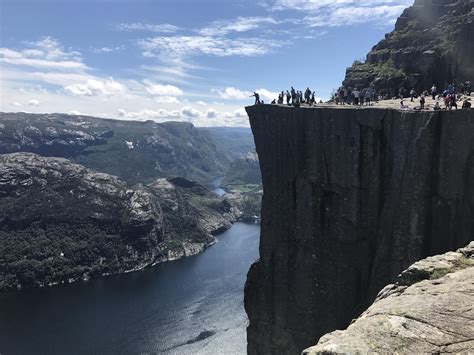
left=343, top=0, right=474, bottom=95
left=0, top=153, right=235, bottom=291
left=199, top=127, right=255, bottom=162
left=0, top=112, right=230, bottom=184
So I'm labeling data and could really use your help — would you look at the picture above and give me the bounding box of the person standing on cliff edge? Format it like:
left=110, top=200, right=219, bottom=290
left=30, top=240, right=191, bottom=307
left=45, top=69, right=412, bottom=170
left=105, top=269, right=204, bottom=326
left=250, top=92, right=261, bottom=105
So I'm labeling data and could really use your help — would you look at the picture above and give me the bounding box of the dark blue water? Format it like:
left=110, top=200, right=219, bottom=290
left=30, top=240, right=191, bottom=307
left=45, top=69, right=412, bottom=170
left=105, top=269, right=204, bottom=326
left=0, top=223, right=260, bottom=355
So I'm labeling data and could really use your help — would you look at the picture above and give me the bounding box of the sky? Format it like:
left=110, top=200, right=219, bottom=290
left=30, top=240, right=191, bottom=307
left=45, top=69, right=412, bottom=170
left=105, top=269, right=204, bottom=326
left=0, top=0, right=413, bottom=126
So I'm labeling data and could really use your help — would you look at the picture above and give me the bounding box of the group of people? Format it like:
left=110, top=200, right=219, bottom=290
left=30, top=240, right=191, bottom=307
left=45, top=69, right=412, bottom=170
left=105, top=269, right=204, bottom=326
left=402, top=81, right=472, bottom=110
left=251, top=87, right=319, bottom=107
left=334, top=87, right=378, bottom=106
left=251, top=80, right=472, bottom=110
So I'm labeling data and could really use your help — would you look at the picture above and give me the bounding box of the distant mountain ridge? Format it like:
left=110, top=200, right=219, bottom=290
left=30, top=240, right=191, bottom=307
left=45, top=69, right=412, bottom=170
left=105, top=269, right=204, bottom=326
left=0, top=112, right=231, bottom=184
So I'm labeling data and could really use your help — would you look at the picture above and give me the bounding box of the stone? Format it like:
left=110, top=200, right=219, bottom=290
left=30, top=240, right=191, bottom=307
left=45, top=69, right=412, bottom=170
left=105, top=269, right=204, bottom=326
left=303, top=242, right=474, bottom=354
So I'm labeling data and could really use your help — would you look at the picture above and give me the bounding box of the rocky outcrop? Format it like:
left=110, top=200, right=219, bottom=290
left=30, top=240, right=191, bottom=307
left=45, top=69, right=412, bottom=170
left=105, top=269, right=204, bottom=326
left=244, top=105, right=474, bottom=354
left=343, top=0, right=474, bottom=94
left=149, top=176, right=236, bottom=242
left=0, top=153, right=235, bottom=291
left=0, top=112, right=230, bottom=184
left=304, top=242, right=474, bottom=354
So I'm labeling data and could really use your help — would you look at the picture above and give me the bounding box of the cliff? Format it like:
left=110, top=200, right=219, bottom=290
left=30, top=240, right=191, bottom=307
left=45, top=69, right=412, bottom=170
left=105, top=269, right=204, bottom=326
left=343, top=0, right=473, bottom=94
left=0, top=153, right=234, bottom=291
left=244, top=105, right=474, bottom=354
left=304, top=242, right=474, bottom=354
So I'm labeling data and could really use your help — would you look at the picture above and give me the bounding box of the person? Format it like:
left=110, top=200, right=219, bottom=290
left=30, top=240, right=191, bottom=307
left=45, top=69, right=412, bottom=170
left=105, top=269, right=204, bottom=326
left=465, top=81, right=472, bottom=96
left=462, top=98, right=471, bottom=109
left=360, top=89, right=365, bottom=106
left=449, top=94, right=457, bottom=110
left=291, top=87, right=296, bottom=105
left=353, top=88, right=360, bottom=106
left=311, top=91, right=316, bottom=106
left=433, top=100, right=441, bottom=110
left=410, top=88, right=416, bottom=102
left=251, top=92, right=260, bottom=105
left=448, top=83, right=456, bottom=95
left=419, top=94, right=425, bottom=109
left=431, top=84, right=437, bottom=100
left=399, top=87, right=405, bottom=100
left=286, top=90, right=291, bottom=105
left=304, top=87, right=311, bottom=104
left=271, top=99, right=276, bottom=104
left=278, top=92, right=284, bottom=104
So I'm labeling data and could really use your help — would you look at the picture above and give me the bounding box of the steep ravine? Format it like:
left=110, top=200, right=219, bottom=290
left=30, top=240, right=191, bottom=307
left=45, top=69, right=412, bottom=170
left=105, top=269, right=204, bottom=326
left=244, top=105, right=474, bottom=354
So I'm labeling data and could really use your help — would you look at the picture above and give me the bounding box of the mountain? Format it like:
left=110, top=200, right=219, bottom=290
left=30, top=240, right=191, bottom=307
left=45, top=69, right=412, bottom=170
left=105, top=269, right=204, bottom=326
left=222, top=151, right=261, bottom=188
left=342, top=0, right=473, bottom=95
left=0, top=153, right=235, bottom=291
left=304, top=242, right=474, bottom=354
left=0, top=112, right=230, bottom=184
left=199, top=127, right=255, bottom=162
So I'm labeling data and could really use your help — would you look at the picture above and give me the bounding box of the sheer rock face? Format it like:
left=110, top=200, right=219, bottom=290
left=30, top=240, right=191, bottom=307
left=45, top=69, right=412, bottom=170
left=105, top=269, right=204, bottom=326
left=303, top=242, right=474, bottom=354
left=244, top=105, right=474, bottom=354
left=0, top=153, right=234, bottom=291
left=343, top=0, right=474, bottom=94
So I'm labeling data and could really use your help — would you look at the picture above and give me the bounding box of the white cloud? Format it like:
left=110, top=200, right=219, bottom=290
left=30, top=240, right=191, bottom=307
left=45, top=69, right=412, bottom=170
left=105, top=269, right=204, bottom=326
left=65, top=78, right=125, bottom=96
left=28, top=99, right=40, bottom=106
left=207, top=108, right=217, bottom=118
left=0, top=48, right=87, bottom=70
left=138, top=35, right=286, bottom=58
left=266, top=0, right=411, bottom=12
left=303, top=5, right=408, bottom=27
left=181, top=106, right=203, bottom=118
left=255, top=88, right=279, bottom=101
left=198, top=16, right=279, bottom=36
left=212, top=87, right=252, bottom=100
left=145, top=83, right=183, bottom=96
left=155, top=96, right=180, bottom=104
left=212, top=87, right=278, bottom=101
left=91, top=46, right=124, bottom=54
left=233, top=108, right=248, bottom=118
left=11, top=101, right=22, bottom=107
left=261, top=0, right=410, bottom=27
left=0, top=37, right=87, bottom=71
left=117, top=23, right=179, bottom=33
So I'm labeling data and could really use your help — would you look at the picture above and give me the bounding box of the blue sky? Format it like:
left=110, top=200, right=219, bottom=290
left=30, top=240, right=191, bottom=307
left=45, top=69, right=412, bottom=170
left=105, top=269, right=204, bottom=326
left=0, top=0, right=412, bottom=126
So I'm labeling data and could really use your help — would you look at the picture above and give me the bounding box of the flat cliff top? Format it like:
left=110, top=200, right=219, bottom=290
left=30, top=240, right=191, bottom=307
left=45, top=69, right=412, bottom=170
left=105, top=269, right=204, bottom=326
left=247, top=96, right=472, bottom=112
left=303, top=242, right=474, bottom=354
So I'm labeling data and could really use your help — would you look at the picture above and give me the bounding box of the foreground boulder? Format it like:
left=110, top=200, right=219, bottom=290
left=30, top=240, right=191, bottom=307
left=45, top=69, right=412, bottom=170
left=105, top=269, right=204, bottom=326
left=304, top=242, right=474, bottom=354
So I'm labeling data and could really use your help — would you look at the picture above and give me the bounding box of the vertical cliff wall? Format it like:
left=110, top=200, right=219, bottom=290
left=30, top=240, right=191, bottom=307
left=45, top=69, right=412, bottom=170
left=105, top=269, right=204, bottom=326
left=244, top=106, right=474, bottom=354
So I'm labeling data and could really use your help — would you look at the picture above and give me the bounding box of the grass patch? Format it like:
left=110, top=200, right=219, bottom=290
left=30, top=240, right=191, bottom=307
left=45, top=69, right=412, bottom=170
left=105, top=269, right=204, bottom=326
left=429, top=256, right=474, bottom=280
left=227, top=184, right=261, bottom=193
